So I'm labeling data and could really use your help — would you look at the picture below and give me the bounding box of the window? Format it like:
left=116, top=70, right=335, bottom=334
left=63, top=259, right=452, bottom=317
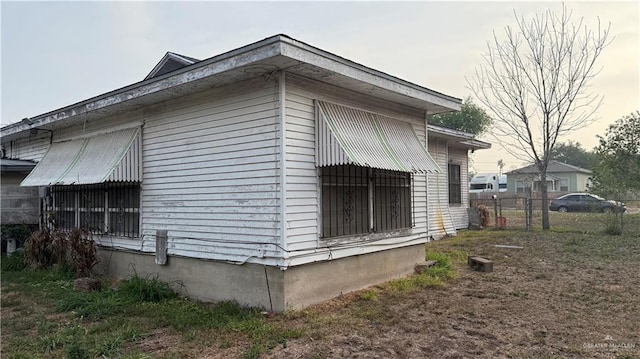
left=448, top=164, right=461, bottom=204
left=533, top=180, right=554, bottom=192
left=321, top=165, right=412, bottom=238
left=559, top=178, right=569, bottom=192
left=45, top=182, right=140, bottom=238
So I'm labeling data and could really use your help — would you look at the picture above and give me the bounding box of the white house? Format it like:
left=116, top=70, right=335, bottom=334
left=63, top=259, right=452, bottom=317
left=0, top=35, right=489, bottom=311
left=426, top=125, right=491, bottom=235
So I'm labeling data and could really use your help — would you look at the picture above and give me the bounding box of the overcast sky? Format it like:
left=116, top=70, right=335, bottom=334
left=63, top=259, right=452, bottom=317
left=1, top=1, right=638, bottom=173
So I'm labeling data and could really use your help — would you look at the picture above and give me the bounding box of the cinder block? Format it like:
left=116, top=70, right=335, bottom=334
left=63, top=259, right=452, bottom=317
left=468, top=256, right=493, bottom=272
left=415, top=260, right=438, bottom=274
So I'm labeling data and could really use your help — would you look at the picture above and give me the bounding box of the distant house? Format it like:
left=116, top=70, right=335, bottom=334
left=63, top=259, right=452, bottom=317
left=506, top=160, right=592, bottom=193
left=0, top=35, right=488, bottom=311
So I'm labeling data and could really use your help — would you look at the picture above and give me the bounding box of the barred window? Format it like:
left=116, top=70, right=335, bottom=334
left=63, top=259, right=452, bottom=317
left=46, top=182, right=140, bottom=238
left=321, top=165, right=412, bottom=238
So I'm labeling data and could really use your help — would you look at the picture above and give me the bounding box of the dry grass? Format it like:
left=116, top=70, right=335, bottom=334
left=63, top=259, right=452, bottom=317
left=265, top=222, right=640, bottom=358
left=3, top=212, right=640, bottom=358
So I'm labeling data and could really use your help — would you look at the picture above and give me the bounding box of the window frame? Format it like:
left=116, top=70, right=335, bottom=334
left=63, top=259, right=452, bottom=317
left=559, top=178, right=569, bottom=192
left=319, top=165, right=414, bottom=239
left=45, top=182, right=141, bottom=238
left=448, top=163, right=462, bottom=204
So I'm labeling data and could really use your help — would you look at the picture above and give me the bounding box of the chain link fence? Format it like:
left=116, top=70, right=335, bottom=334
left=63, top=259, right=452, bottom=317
left=470, top=193, right=640, bottom=234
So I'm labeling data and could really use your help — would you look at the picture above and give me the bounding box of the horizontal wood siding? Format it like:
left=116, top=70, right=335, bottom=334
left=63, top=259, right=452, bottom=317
left=6, top=135, right=50, bottom=161
left=6, top=112, right=143, bottom=162
left=142, top=77, right=283, bottom=263
left=284, top=75, right=429, bottom=256
left=448, top=147, right=469, bottom=229
left=427, top=138, right=456, bottom=237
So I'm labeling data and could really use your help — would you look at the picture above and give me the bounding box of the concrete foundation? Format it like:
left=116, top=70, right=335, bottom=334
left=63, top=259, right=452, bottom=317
left=96, top=243, right=425, bottom=312
left=283, top=244, right=426, bottom=310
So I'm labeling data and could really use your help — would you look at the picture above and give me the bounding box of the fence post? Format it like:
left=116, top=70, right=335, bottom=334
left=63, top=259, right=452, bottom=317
left=493, top=196, right=499, bottom=229
left=620, top=198, right=625, bottom=232
left=527, top=198, right=533, bottom=231
left=524, top=198, right=528, bottom=230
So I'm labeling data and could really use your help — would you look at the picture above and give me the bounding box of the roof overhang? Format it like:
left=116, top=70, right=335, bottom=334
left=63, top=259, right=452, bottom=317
left=506, top=160, right=593, bottom=175
left=426, top=124, right=491, bottom=150
left=0, top=158, right=37, bottom=173
left=1, top=34, right=462, bottom=142
left=512, top=173, right=562, bottom=181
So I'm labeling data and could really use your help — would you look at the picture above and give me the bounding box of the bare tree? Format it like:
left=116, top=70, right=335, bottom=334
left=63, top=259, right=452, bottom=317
left=468, top=5, right=612, bottom=229
left=497, top=159, right=505, bottom=175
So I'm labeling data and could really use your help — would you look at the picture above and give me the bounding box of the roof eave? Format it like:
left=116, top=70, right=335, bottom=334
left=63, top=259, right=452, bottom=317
left=426, top=124, right=490, bottom=150
left=0, top=38, right=285, bottom=139
left=279, top=36, right=461, bottom=112
left=1, top=34, right=461, bottom=140
left=459, top=139, right=491, bottom=150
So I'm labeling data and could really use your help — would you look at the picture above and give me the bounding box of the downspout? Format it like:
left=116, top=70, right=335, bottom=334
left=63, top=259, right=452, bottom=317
left=424, top=111, right=431, bottom=238
left=278, top=71, right=288, bottom=261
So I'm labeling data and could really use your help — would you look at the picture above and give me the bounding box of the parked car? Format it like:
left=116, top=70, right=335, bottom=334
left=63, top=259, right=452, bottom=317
left=549, top=193, right=626, bottom=213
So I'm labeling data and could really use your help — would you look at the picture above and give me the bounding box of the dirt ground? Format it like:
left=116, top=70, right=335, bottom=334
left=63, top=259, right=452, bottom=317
left=3, top=227, right=639, bottom=359
left=263, top=231, right=640, bottom=359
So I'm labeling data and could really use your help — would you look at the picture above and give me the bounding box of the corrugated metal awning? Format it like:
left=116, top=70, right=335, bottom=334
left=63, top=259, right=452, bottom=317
left=21, top=128, right=141, bottom=186
left=316, top=101, right=441, bottom=173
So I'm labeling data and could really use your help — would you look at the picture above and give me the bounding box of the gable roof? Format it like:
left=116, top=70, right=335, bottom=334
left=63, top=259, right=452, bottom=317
left=1, top=34, right=462, bottom=141
left=506, top=160, right=592, bottom=175
left=144, top=52, right=201, bottom=80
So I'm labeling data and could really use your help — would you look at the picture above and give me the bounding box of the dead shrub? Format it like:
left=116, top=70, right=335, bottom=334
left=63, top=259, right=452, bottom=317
left=24, top=230, right=57, bottom=268
left=23, top=228, right=99, bottom=277
left=476, top=204, right=491, bottom=227
left=67, top=228, right=99, bottom=277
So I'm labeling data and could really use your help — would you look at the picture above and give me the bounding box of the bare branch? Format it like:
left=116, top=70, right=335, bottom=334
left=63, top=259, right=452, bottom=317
left=466, top=3, right=612, bottom=229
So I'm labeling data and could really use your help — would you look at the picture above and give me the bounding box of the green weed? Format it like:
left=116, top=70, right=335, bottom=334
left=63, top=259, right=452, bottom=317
left=604, top=223, right=623, bottom=235
left=56, top=290, right=129, bottom=319
left=117, top=274, right=178, bottom=302
left=386, top=250, right=464, bottom=292
left=360, top=290, right=378, bottom=301
left=1, top=252, right=27, bottom=271
left=242, top=344, right=263, bottom=359
left=65, top=342, right=90, bottom=359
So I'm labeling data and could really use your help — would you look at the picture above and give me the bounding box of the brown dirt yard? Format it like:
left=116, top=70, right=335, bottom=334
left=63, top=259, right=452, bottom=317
left=2, top=213, right=640, bottom=359
left=263, top=229, right=640, bottom=359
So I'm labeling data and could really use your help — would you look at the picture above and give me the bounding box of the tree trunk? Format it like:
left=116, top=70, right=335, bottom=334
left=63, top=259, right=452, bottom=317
left=540, top=170, right=550, bottom=230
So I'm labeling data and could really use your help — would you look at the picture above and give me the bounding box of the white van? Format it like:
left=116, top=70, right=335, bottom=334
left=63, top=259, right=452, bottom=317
left=470, top=173, right=507, bottom=193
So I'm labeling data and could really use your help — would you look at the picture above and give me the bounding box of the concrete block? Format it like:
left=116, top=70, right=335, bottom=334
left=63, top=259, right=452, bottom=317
left=415, top=260, right=438, bottom=273
left=468, top=256, right=493, bottom=272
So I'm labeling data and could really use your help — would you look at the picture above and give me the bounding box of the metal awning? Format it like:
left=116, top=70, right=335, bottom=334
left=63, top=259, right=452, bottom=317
left=316, top=101, right=441, bottom=173
left=21, top=128, right=141, bottom=186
